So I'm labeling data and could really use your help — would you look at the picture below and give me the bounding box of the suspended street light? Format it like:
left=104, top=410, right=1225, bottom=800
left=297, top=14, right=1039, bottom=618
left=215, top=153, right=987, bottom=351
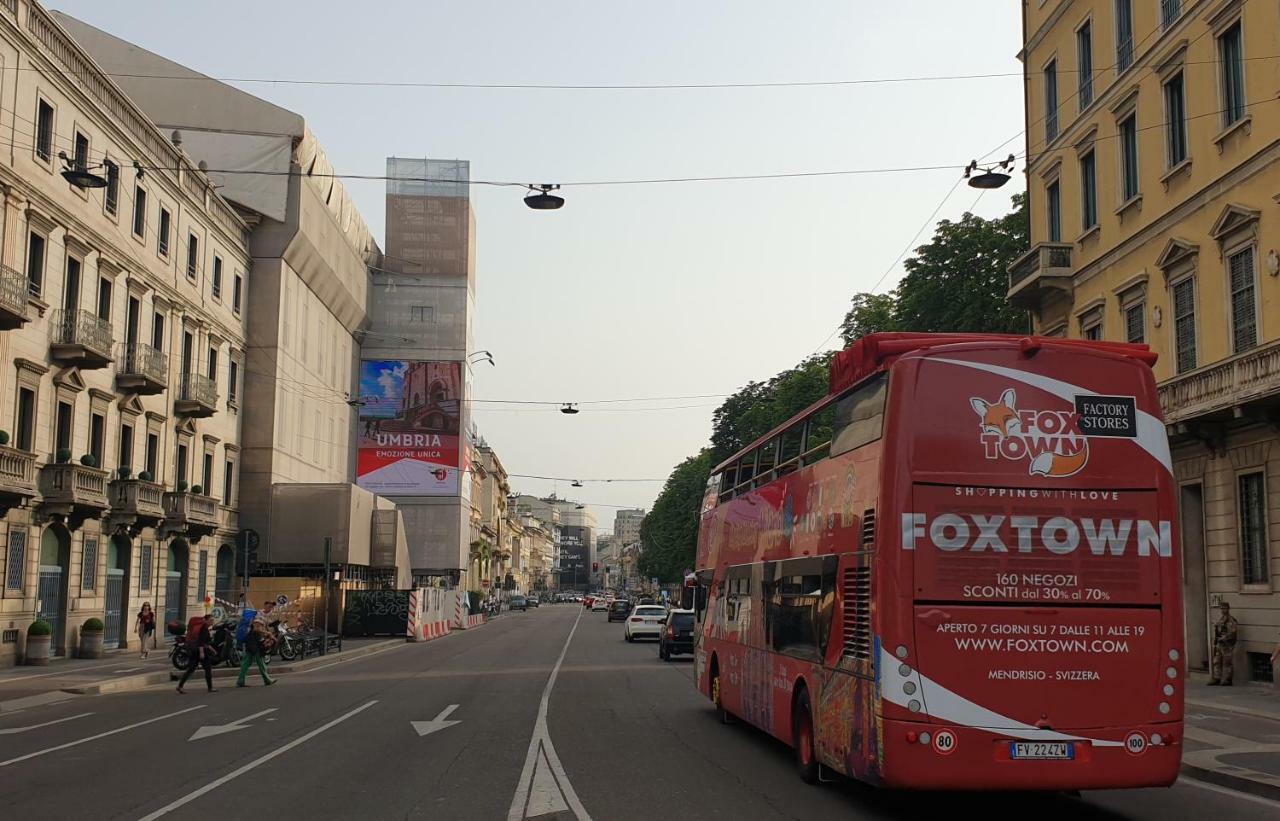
left=964, top=155, right=1016, bottom=189
left=571, top=480, right=583, bottom=488
left=560, top=403, right=579, bottom=415
left=58, top=152, right=108, bottom=189
left=524, top=184, right=565, bottom=210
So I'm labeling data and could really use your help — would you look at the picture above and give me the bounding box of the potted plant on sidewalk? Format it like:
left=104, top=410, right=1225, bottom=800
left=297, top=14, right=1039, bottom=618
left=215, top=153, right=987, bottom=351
left=79, top=617, right=105, bottom=659
left=25, top=620, right=52, bottom=665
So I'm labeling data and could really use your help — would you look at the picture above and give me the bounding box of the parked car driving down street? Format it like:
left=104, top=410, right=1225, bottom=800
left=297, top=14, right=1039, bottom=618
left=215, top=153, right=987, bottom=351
left=659, top=609, right=695, bottom=659
left=624, top=605, right=668, bottom=641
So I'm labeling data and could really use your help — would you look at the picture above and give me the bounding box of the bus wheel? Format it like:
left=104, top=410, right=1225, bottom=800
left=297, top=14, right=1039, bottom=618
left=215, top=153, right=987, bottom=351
left=793, top=689, right=818, bottom=784
left=711, top=662, right=732, bottom=724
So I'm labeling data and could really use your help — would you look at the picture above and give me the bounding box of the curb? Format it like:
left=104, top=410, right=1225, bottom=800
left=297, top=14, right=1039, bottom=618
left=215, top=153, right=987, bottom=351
left=1185, top=696, right=1280, bottom=724
left=1181, top=762, right=1280, bottom=802
left=53, top=639, right=402, bottom=696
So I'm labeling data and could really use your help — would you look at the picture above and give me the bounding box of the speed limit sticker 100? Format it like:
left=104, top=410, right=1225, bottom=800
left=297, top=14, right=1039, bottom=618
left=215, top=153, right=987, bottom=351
left=933, top=729, right=957, bottom=755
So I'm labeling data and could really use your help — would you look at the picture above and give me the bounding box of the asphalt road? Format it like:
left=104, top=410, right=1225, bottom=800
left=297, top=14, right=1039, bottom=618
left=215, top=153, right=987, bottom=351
left=0, top=605, right=1275, bottom=820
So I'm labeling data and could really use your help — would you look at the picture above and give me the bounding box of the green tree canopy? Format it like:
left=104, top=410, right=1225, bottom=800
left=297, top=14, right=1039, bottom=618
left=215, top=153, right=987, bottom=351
left=640, top=192, right=1032, bottom=580
left=841, top=193, right=1030, bottom=343
left=638, top=451, right=712, bottom=583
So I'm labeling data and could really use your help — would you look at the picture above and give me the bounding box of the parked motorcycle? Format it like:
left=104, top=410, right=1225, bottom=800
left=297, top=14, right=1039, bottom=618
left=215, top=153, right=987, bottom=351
left=269, top=619, right=300, bottom=662
left=169, top=618, right=241, bottom=670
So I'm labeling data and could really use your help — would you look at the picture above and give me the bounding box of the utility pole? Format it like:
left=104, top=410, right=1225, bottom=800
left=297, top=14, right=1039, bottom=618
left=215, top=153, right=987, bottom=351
left=322, top=536, right=331, bottom=655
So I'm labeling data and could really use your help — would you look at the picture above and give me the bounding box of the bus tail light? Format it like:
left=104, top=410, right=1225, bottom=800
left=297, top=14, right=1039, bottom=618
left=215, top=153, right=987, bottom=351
left=906, top=731, right=918, bottom=743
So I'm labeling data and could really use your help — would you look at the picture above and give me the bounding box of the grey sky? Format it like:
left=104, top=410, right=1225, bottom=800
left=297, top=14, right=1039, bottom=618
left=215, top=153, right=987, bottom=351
left=52, top=1, right=1024, bottom=523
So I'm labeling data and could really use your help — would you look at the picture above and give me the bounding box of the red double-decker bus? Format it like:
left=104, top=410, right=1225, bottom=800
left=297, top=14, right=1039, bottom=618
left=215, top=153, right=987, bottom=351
left=693, top=333, right=1183, bottom=790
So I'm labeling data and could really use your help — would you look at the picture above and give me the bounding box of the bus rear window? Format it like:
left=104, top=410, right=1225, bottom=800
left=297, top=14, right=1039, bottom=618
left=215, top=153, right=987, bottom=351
left=831, top=375, right=887, bottom=458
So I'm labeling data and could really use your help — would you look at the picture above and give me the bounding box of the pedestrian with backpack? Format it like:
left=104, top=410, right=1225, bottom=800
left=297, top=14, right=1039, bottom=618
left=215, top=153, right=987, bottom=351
left=237, top=600, right=276, bottom=688
left=176, top=614, right=217, bottom=694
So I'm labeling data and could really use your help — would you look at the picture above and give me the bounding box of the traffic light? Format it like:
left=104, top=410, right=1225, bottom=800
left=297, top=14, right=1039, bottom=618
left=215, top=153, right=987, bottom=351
left=592, top=562, right=599, bottom=572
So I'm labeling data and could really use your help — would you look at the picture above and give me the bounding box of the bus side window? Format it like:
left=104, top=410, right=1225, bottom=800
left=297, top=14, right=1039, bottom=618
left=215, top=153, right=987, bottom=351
left=831, top=374, right=887, bottom=458
left=718, top=465, right=737, bottom=501
left=802, top=405, right=835, bottom=465
left=735, top=451, right=758, bottom=491
left=776, top=424, right=804, bottom=477
left=754, top=438, right=778, bottom=487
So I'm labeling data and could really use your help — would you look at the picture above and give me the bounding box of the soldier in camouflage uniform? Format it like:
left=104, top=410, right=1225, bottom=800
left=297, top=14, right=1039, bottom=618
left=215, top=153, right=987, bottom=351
left=1208, top=602, right=1239, bottom=686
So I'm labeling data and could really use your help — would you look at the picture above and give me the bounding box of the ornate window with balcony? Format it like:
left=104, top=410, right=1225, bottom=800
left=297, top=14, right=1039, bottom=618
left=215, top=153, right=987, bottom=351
left=1210, top=204, right=1262, bottom=356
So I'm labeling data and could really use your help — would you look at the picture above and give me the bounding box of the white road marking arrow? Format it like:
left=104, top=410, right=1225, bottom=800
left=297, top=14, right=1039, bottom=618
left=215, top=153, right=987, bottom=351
left=411, top=704, right=461, bottom=737
left=0, top=712, right=93, bottom=735
left=189, top=708, right=277, bottom=741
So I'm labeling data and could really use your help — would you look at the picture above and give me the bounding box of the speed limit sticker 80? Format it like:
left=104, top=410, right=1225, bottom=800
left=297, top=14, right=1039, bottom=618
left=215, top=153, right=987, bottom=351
left=932, top=729, right=958, bottom=755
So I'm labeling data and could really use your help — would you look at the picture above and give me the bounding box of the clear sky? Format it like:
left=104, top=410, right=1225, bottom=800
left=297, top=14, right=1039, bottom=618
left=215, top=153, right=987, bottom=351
left=52, top=1, right=1026, bottom=526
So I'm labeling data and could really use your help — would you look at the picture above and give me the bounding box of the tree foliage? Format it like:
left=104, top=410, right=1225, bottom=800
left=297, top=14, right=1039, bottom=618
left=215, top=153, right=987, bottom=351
left=709, top=354, right=831, bottom=464
left=841, top=193, right=1030, bottom=343
left=640, top=194, right=1033, bottom=581
left=638, top=451, right=712, bottom=583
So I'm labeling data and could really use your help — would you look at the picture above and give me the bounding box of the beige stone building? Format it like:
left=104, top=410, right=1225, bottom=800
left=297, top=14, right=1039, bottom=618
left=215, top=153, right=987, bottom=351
left=54, top=13, right=415, bottom=592
left=1015, top=0, right=1280, bottom=681
left=0, top=1, right=249, bottom=663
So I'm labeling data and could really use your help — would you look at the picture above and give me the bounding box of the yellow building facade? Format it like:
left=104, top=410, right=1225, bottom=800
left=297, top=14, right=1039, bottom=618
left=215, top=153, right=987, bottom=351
left=1015, top=0, right=1280, bottom=682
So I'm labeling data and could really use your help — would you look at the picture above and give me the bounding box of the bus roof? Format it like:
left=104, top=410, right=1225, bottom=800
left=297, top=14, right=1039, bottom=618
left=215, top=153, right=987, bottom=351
left=828, top=333, right=1157, bottom=395
left=711, top=333, right=1157, bottom=474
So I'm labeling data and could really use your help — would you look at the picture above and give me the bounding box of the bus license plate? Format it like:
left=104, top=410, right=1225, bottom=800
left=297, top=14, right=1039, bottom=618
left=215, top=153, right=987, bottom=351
left=1010, top=742, right=1073, bottom=760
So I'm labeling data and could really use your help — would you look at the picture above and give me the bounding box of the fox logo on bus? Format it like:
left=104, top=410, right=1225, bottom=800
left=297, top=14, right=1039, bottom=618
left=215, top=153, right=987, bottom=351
left=970, top=388, right=1089, bottom=478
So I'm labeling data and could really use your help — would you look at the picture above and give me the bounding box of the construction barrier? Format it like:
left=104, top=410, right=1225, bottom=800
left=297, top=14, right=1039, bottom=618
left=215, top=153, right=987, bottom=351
left=451, top=589, right=487, bottom=630
left=406, top=587, right=452, bottom=642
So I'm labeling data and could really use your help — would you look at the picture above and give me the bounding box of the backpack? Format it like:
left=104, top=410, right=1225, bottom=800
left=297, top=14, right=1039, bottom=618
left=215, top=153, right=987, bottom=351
left=184, top=616, right=205, bottom=644
left=235, top=609, right=257, bottom=644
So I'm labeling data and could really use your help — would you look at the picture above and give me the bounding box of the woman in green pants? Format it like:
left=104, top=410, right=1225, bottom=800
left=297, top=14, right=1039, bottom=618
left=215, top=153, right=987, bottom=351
left=237, top=601, right=276, bottom=687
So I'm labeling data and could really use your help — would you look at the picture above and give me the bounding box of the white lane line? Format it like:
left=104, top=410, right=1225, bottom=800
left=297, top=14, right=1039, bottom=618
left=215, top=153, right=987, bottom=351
left=507, top=609, right=591, bottom=821
left=0, top=706, right=206, bottom=767
left=0, top=662, right=118, bottom=684
left=0, top=711, right=94, bottom=735
left=136, top=700, right=377, bottom=821
left=1181, top=776, right=1280, bottom=809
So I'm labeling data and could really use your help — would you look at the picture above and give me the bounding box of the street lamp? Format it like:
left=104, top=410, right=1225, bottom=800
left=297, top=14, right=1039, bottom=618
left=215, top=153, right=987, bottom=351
left=58, top=152, right=108, bottom=189
left=964, top=155, right=1016, bottom=189
left=524, top=184, right=564, bottom=210
left=468, top=350, right=496, bottom=367
left=560, top=403, right=579, bottom=415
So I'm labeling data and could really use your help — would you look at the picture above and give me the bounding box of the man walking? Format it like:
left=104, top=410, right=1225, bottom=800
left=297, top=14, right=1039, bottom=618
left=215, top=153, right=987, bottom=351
left=237, top=600, right=276, bottom=688
left=1209, top=601, right=1239, bottom=686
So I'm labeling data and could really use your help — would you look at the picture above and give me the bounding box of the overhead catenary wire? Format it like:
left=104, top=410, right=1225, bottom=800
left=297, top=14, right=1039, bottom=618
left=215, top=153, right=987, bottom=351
left=12, top=50, right=1278, bottom=90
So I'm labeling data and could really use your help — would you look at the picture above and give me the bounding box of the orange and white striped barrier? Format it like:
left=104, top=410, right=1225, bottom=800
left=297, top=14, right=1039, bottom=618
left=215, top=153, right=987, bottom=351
left=406, top=589, right=421, bottom=641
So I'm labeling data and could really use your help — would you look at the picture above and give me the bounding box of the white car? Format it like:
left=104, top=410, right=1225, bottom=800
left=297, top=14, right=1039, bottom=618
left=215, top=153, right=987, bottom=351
left=624, top=605, right=668, bottom=641
left=591, top=598, right=609, bottom=612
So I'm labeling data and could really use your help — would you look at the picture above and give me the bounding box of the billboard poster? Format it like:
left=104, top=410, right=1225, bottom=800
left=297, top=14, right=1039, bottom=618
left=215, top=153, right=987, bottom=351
left=557, top=526, right=589, bottom=590
left=356, top=360, right=462, bottom=495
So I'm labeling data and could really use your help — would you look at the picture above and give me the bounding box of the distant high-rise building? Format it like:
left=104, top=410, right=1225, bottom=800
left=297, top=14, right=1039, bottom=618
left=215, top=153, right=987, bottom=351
left=364, top=158, right=478, bottom=583
left=614, top=508, right=646, bottom=547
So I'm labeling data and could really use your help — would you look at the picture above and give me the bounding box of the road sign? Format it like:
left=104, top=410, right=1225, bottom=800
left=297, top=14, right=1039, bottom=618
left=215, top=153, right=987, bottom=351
left=275, top=594, right=289, bottom=607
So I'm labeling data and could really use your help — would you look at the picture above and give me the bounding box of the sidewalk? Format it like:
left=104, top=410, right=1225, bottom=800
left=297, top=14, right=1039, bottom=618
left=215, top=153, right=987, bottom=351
left=0, top=637, right=400, bottom=713
left=1182, top=671, right=1280, bottom=799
